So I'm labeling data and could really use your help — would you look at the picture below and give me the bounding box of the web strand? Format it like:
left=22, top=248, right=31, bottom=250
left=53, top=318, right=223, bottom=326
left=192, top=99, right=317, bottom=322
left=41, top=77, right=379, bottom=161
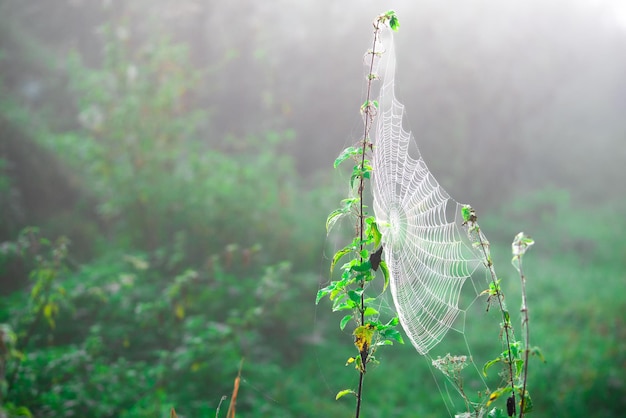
left=371, top=29, right=485, bottom=356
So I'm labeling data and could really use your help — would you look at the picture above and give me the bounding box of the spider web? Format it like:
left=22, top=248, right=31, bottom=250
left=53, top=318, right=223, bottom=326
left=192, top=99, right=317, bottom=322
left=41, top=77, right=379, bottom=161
left=371, top=29, right=486, bottom=356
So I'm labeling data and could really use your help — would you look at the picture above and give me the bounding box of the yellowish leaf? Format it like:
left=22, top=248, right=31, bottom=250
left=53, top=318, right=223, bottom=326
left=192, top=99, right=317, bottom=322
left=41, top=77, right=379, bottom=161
left=353, top=323, right=376, bottom=354
left=175, top=303, right=185, bottom=319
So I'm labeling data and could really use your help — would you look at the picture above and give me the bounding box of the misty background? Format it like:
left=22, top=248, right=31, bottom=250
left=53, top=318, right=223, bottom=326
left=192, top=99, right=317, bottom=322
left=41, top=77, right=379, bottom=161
left=1, top=0, right=625, bottom=417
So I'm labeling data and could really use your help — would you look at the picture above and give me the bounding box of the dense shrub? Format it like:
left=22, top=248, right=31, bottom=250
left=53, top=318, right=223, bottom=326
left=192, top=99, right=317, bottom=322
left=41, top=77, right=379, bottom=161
left=3, top=238, right=322, bottom=417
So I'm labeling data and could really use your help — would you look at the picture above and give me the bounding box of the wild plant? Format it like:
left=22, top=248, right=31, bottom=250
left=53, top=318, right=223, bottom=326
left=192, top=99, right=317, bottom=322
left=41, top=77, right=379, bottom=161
left=316, top=11, right=402, bottom=418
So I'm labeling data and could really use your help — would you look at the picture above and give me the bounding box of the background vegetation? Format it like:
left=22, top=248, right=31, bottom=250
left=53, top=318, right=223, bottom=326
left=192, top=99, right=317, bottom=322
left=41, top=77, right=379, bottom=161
left=1, top=1, right=625, bottom=417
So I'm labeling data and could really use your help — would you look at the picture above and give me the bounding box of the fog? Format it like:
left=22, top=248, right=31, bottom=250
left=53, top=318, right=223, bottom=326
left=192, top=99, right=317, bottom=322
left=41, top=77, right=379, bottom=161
left=3, top=0, right=626, bottom=208
left=199, top=0, right=626, bottom=206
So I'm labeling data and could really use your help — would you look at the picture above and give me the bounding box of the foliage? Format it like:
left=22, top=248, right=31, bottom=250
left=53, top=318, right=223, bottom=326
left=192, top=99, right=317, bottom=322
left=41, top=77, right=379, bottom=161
left=31, top=21, right=328, bottom=271
left=56, top=24, right=204, bottom=249
left=0, top=227, right=71, bottom=418
left=0, top=15, right=336, bottom=417
left=0, top=12, right=342, bottom=417
left=1, top=227, right=323, bottom=417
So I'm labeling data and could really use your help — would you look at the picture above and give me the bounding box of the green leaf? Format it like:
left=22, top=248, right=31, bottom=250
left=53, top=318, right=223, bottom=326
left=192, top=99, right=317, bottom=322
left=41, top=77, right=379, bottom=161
left=326, top=208, right=350, bottom=234
left=386, top=316, right=399, bottom=327
left=332, top=291, right=347, bottom=304
left=515, top=358, right=524, bottom=377
left=503, top=310, right=510, bottom=325
left=326, top=209, right=345, bottom=234
left=367, top=219, right=382, bottom=248
left=350, top=172, right=359, bottom=189
left=483, top=357, right=502, bottom=377
left=340, top=314, right=353, bottom=330
left=336, top=389, right=355, bottom=400
left=333, top=300, right=357, bottom=312
left=347, top=290, right=362, bottom=305
left=316, top=283, right=336, bottom=304
left=389, top=15, right=400, bottom=31
left=461, top=205, right=472, bottom=223
left=510, top=341, right=521, bottom=358
left=367, top=320, right=382, bottom=329
left=331, top=246, right=353, bottom=275
left=381, top=328, right=404, bottom=344
left=350, top=164, right=372, bottom=189
left=334, top=146, right=362, bottom=168
left=351, top=260, right=372, bottom=272
left=326, top=198, right=359, bottom=233
left=363, top=306, right=379, bottom=317
left=488, top=279, right=501, bottom=294
left=379, top=260, right=390, bottom=292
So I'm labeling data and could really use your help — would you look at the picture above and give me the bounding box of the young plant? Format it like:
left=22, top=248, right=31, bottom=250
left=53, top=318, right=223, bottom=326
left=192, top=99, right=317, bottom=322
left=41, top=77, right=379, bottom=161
left=316, top=10, right=402, bottom=418
left=462, top=207, right=544, bottom=417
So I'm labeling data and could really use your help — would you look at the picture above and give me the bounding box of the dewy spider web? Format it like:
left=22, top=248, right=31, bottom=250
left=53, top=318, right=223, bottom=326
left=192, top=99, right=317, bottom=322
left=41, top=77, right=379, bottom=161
left=371, top=28, right=485, bottom=356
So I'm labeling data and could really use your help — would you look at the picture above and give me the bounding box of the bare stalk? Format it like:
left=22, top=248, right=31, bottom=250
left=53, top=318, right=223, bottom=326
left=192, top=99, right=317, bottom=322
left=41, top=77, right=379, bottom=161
left=465, top=209, right=517, bottom=415
left=517, top=255, right=530, bottom=417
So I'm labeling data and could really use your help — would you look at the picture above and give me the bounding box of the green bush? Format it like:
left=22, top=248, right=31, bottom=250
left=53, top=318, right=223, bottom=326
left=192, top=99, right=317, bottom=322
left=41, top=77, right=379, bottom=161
left=3, top=235, right=323, bottom=417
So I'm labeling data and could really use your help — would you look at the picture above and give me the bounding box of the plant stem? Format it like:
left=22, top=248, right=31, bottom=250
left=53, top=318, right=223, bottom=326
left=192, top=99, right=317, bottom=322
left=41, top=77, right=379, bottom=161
left=474, top=228, right=517, bottom=415
left=518, top=257, right=530, bottom=417
left=354, top=16, right=383, bottom=418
